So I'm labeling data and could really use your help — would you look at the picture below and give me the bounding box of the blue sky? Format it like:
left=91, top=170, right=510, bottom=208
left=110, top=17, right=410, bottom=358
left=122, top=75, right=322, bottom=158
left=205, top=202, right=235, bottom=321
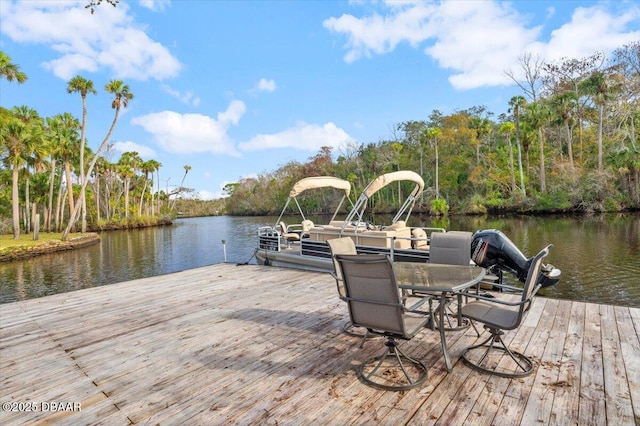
left=1, top=0, right=639, bottom=200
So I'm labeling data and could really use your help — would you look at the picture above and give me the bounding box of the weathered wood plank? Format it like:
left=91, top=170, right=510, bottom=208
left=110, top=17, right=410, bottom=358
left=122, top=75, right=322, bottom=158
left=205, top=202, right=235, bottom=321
left=520, top=298, right=565, bottom=425
left=615, top=305, right=640, bottom=425
left=579, top=303, right=606, bottom=425
left=0, top=264, right=638, bottom=425
left=549, top=301, right=584, bottom=425
left=485, top=299, right=544, bottom=425
left=600, top=304, right=635, bottom=425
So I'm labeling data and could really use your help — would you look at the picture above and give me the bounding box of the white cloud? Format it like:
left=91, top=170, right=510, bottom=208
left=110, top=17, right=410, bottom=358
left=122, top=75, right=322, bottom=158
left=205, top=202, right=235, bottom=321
left=248, top=78, right=277, bottom=96
left=197, top=190, right=218, bottom=201
left=131, top=100, right=246, bottom=156
left=161, top=84, right=201, bottom=106
left=542, top=5, right=640, bottom=62
left=324, top=2, right=436, bottom=63
left=0, top=1, right=181, bottom=81
left=198, top=177, right=245, bottom=200
left=324, top=1, right=640, bottom=90
left=139, top=0, right=171, bottom=12
left=113, top=141, right=156, bottom=158
left=239, top=122, right=353, bottom=152
left=257, top=78, right=277, bottom=92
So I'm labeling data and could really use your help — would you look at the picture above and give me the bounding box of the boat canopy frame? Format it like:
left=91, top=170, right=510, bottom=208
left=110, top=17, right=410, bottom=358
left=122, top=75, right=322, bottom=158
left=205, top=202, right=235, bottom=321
left=343, top=170, right=424, bottom=227
left=274, top=176, right=354, bottom=226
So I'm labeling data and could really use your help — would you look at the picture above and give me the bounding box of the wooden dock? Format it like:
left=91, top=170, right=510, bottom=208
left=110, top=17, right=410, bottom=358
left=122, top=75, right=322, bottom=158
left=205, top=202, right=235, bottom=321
left=1, top=264, right=638, bottom=425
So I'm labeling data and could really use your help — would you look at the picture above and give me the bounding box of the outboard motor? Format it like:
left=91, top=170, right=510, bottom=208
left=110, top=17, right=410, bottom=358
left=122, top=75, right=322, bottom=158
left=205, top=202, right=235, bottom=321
left=471, top=229, right=561, bottom=288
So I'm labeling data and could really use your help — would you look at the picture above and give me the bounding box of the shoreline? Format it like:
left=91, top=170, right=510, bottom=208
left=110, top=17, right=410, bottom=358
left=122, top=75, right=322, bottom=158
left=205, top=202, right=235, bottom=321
left=0, top=233, right=100, bottom=262
left=0, top=219, right=173, bottom=262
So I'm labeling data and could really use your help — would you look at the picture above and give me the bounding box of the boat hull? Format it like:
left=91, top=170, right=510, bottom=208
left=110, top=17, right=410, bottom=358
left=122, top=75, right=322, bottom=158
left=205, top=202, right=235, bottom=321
left=255, top=238, right=430, bottom=273
left=255, top=249, right=333, bottom=273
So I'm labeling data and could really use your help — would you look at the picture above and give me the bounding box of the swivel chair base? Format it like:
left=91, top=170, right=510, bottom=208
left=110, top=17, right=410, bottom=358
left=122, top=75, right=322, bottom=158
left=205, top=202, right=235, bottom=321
left=357, top=337, right=428, bottom=391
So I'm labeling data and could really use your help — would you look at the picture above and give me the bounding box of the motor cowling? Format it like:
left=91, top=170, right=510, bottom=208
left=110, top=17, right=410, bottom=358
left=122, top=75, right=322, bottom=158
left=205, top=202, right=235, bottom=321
left=471, top=229, right=561, bottom=288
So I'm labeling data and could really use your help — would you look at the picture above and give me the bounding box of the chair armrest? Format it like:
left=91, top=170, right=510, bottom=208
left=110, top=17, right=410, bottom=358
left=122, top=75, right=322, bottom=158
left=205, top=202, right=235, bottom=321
left=330, top=272, right=347, bottom=301
left=487, top=282, right=526, bottom=293
left=464, top=284, right=542, bottom=307
left=464, top=293, right=520, bottom=306
left=406, top=295, right=433, bottom=312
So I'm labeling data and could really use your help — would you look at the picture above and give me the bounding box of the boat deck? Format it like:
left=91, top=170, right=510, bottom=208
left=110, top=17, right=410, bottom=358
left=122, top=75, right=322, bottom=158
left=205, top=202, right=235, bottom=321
left=1, top=263, right=638, bottom=425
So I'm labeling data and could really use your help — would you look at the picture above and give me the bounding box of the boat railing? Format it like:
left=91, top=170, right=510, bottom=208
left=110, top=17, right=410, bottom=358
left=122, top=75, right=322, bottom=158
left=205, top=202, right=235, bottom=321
left=308, top=224, right=445, bottom=248
left=258, top=226, right=282, bottom=252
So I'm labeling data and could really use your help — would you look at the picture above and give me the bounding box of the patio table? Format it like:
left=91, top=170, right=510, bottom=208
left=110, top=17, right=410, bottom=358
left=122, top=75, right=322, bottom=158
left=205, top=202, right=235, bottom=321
left=394, top=262, right=486, bottom=372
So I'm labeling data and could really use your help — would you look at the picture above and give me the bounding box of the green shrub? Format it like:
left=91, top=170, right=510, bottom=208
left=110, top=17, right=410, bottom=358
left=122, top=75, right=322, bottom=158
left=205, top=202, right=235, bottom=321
left=465, top=194, right=487, bottom=214
left=430, top=198, right=450, bottom=216
left=534, top=190, right=572, bottom=212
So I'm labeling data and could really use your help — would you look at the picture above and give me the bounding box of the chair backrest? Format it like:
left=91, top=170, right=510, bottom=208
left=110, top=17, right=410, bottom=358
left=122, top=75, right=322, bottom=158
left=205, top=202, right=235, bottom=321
left=334, top=254, right=405, bottom=335
left=301, top=219, right=314, bottom=232
left=429, top=231, right=472, bottom=265
left=327, top=237, right=357, bottom=298
left=517, top=245, right=552, bottom=319
left=278, top=221, right=288, bottom=233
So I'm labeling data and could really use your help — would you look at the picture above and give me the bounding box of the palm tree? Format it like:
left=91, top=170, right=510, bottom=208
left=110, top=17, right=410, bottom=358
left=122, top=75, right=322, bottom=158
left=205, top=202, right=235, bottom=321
left=390, top=142, right=403, bottom=204
left=117, top=151, right=141, bottom=219
left=139, top=159, right=161, bottom=216
left=524, top=101, right=552, bottom=192
left=170, top=165, right=191, bottom=211
left=85, top=0, right=120, bottom=14
left=508, top=96, right=527, bottom=198
left=47, top=113, right=81, bottom=231
left=44, top=115, right=66, bottom=231
left=1, top=107, right=44, bottom=238
left=580, top=71, right=620, bottom=170
left=156, top=162, right=163, bottom=215
left=97, top=158, right=117, bottom=222
left=470, top=115, right=493, bottom=166
left=422, top=127, right=442, bottom=198
left=499, top=122, right=517, bottom=197
left=0, top=51, right=27, bottom=83
left=62, top=79, right=133, bottom=240
left=67, top=75, right=97, bottom=232
left=550, top=91, right=578, bottom=170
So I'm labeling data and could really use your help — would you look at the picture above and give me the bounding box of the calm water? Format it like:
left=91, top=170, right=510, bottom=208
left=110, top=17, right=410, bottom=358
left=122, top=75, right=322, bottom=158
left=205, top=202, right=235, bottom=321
left=1, top=214, right=638, bottom=307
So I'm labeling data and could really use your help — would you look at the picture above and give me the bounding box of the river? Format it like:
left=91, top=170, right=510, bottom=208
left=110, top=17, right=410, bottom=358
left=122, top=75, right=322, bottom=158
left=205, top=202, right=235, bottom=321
left=0, top=214, right=638, bottom=307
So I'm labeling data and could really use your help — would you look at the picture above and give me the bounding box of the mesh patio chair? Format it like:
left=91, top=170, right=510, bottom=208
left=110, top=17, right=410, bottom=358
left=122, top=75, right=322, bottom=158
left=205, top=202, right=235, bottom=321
left=429, top=231, right=472, bottom=266
left=460, top=244, right=553, bottom=378
left=413, top=231, right=473, bottom=330
left=327, top=237, right=369, bottom=341
left=335, top=253, right=431, bottom=391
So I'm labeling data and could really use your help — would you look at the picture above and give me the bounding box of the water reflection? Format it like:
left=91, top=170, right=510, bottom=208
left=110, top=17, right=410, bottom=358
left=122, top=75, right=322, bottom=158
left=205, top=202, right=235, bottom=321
left=0, top=217, right=260, bottom=303
left=1, top=214, right=638, bottom=307
left=435, top=214, right=640, bottom=307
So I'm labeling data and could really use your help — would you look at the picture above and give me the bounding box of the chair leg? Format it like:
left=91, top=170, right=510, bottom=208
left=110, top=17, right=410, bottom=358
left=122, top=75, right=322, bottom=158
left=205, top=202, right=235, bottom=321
left=469, top=320, right=480, bottom=337
left=342, top=320, right=370, bottom=343
left=356, top=337, right=428, bottom=391
left=461, top=326, right=535, bottom=378
left=435, top=296, right=471, bottom=332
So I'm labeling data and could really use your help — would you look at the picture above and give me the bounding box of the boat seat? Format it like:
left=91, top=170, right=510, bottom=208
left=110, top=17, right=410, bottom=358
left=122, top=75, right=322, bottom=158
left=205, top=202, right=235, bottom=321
left=279, top=221, right=300, bottom=243
left=308, top=223, right=364, bottom=243
left=301, top=219, right=314, bottom=238
left=411, top=228, right=429, bottom=250
left=358, top=227, right=412, bottom=249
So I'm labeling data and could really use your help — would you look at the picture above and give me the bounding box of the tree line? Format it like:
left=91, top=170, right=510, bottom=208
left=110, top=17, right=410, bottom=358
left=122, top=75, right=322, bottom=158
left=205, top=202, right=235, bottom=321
left=2, top=43, right=638, bottom=240
left=0, top=51, right=193, bottom=240
left=225, top=43, right=639, bottom=217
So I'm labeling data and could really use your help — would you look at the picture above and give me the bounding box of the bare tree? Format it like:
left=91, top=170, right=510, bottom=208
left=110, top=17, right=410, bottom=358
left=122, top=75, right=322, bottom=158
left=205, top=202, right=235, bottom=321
left=505, top=52, right=545, bottom=102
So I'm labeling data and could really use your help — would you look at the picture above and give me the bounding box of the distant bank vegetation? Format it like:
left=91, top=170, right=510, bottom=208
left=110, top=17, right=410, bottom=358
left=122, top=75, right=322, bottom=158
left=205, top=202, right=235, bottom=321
left=2, top=44, right=639, bottom=238
left=225, top=45, right=639, bottom=217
